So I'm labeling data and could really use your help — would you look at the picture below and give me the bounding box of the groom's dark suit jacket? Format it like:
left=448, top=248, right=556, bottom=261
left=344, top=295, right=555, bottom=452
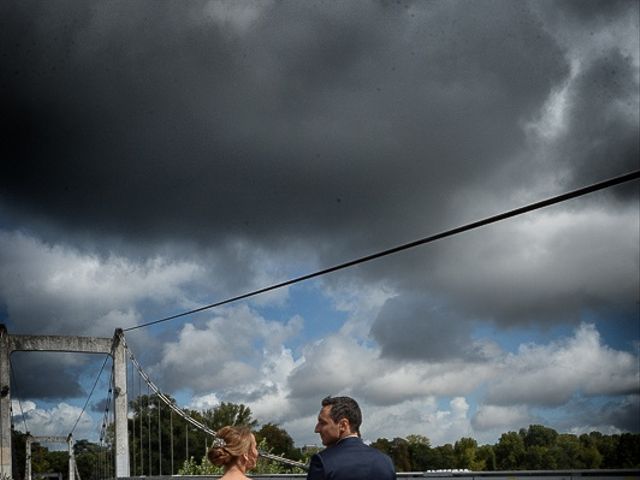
left=306, top=436, right=396, bottom=480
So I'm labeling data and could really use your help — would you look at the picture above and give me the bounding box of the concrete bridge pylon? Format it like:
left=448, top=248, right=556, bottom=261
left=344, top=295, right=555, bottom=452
left=25, top=435, right=75, bottom=480
left=0, top=325, right=130, bottom=478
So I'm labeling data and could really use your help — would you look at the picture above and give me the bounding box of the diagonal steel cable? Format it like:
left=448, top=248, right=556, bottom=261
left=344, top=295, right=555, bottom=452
left=70, top=353, right=112, bottom=436
left=9, top=358, right=29, bottom=434
left=123, top=169, right=640, bottom=333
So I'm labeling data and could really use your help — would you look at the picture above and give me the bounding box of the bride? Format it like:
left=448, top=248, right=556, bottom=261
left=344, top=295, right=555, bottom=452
left=207, top=426, right=259, bottom=480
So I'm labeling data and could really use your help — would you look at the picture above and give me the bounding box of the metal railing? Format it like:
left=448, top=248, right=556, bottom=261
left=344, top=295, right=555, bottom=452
left=120, top=469, right=640, bottom=479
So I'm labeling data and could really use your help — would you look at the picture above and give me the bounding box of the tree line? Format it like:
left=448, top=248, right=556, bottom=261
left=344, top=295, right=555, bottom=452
left=370, top=427, right=640, bottom=471
left=10, top=396, right=639, bottom=479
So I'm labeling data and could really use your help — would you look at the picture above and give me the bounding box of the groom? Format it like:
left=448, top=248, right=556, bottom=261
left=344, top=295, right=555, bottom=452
left=306, top=395, right=396, bottom=480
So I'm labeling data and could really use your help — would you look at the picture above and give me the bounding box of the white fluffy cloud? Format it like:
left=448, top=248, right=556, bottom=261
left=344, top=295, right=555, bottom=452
left=287, top=335, right=379, bottom=402
left=428, top=206, right=639, bottom=327
left=0, top=231, right=203, bottom=335
left=486, top=323, right=639, bottom=406
left=472, top=405, right=533, bottom=432
left=280, top=321, right=638, bottom=445
left=155, top=304, right=302, bottom=394
left=190, top=344, right=304, bottom=425
left=360, top=397, right=474, bottom=447
left=12, top=400, right=95, bottom=442
left=359, top=362, right=494, bottom=406
left=188, top=393, right=221, bottom=412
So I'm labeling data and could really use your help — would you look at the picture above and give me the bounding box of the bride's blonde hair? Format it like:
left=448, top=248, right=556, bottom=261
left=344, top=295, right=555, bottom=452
left=207, top=425, right=254, bottom=468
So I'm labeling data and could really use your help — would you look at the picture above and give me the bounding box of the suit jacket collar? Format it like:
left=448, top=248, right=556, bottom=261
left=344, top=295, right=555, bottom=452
left=336, top=435, right=361, bottom=446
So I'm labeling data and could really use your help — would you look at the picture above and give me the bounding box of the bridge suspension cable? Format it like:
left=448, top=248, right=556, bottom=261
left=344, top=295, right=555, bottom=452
left=146, top=382, right=151, bottom=475
left=69, top=352, right=112, bottom=437
left=97, top=364, right=115, bottom=480
left=128, top=358, right=136, bottom=475
left=3, top=358, right=29, bottom=476
left=123, top=169, right=640, bottom=333
left=118, top=332, right=307, bottom=469
left=9, top=357, right=29, bottom=434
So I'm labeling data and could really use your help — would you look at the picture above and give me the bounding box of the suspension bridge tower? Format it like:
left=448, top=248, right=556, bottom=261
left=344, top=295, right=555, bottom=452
left=0, top=325, right=130, bottom=478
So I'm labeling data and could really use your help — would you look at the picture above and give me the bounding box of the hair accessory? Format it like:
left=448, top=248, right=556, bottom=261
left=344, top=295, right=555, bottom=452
left=212, top=437, right=226, bottom=448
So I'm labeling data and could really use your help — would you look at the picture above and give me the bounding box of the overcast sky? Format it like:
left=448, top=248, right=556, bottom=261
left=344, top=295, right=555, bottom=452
left=1, top=0, right=639, bottom=451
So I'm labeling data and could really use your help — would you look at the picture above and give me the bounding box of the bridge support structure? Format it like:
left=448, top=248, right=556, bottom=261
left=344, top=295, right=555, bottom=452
left=0, top=325, right=130, bottom=478
left=25, top=435, right=75, bottom=480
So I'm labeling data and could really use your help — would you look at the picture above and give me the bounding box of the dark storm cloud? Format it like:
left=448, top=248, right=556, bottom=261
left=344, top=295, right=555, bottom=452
left=559, top=49, right=640, bottom=190
left=552, top=0, right=633, bottom=22
left=532, top=0, right=640, bottom=193
left=1, top=0, right=637, bottom=394
left=601, top=397, right=640, bottom=432
left=563, top=395, right=640, bottom=433
left=370, top=293, right=482, bottom=361
left=1, top=0, right=569, bottom=257
left=9, top=352, right=86, bottom=399
left=225, top=383, right=279, bottom=403
left=368, top=207, right=639, bottom=360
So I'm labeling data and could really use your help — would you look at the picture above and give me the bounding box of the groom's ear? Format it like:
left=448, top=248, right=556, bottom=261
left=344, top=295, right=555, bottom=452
left=338, top=417, right=351, bottom=434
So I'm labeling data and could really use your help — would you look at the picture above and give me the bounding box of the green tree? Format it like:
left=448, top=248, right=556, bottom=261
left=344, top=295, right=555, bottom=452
left=552, top=433, right=582, bottom=469
left=30, top=442, right=52, bottom=478
left=406, top=434, right=431, bottom=471
left=574, top=433, right=602, bottom=468
left=524, top=445, right=555, bottom=470
left=253, top=436, right=305, bottom=473
left=591, top=432, right=620, bottom=468
left=389, top=437, right=411, bottom=472
left=46, top=451, right=69, bottom=478
left=495, top=431, right=525, bottom=470
left=476, top=444, right=496, bottom=471
left=430, top=444, right=455, bottom=470
left=128, top=393, right=209, bottom=476
left=11, top=429, right=28, bottom=480
left=519, top=425, right=560, bottom=469
left=255, top=423, right=301, bottom=460
left=522, top=424, right=558, bottom=449
left=74, top=439, right=102, bottom=480
left=454, top=437, right=481, bottom=470
left=178, top=455, right=220, bottom=475
left=617, top=432, right=640, bottom=468
left=128, top=395, right=276, bottom=475
left=371, top=437, right=392, bottom=456
left=202, top=402, right=258, bottom=431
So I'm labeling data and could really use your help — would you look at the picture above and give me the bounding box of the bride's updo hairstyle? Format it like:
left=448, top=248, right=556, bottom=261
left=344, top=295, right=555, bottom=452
left=207, top=426, right=254, bottom=468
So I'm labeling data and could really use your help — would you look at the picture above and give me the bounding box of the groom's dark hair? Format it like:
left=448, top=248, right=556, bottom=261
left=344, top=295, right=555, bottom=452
left=322, top=395, right=362, bottom=435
